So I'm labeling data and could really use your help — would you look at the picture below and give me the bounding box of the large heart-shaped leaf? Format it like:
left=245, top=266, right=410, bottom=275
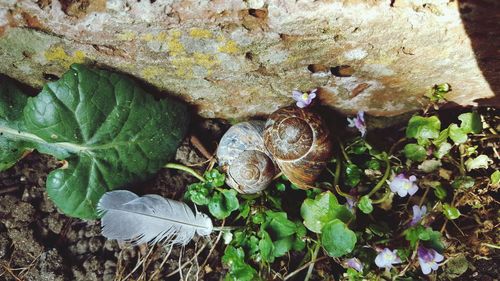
left=0, top=65, right=189, bottom=219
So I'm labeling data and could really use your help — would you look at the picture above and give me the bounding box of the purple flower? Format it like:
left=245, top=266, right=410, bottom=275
left=375, top=248, right=401, bottom=270
left=417, top=246, right=444, bottom=275
left=345, top=257, right=363, bottom=272
left=410, top=205, right=427, bottom=226
left=292, top=89, right=317, bottom=108
left=347, top=111, right=367, bottom=137
left=346, top=197, right=357, bottom=210
left=389, top=174, right=419, bottom=197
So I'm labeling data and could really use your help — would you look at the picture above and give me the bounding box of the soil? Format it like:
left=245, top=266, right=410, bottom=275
left=1, top=115, right=499, bottom=281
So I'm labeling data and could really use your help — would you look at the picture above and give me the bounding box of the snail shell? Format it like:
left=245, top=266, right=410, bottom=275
left=263, top=106, right=333, bottom=189
left=217, top=121, right=277, bottom=194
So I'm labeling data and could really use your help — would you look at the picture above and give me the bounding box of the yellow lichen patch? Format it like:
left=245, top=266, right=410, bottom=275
left=116, top=30, right=136, bottom=41
left=218, top=40, right=240, bottom=54
left=167, top=36, right=185, bottom=56
left=171, top=57, right=195, bottom=78
left=141, top=66, right=166, bottom=80
left=44, top=46, right=86, bottom=68
left=142, top=33, right=154, bottom=42
left=156, top=31, right=169, bottom=43
left=189, top=28, right=213, bottom=39
left=194, top=53, right=219, bottom=69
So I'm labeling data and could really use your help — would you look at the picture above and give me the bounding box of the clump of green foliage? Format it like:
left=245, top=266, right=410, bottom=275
left=182, top=83, right=498, bottom=280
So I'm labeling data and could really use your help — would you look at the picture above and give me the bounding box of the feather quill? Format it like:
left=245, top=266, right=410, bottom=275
left=97, top=190, right=213, bottom=245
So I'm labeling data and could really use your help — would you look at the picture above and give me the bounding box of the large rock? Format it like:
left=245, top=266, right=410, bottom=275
left=0, top=0, right=497, bottom=120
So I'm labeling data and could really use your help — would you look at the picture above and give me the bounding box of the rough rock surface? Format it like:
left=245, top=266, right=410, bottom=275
left=0, top=0, right=498, bottom=120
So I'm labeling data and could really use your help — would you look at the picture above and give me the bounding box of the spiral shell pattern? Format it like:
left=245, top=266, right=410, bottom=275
left=263, top=106, right=333, bottom=189
left=217, top=121, right=276, bottom=194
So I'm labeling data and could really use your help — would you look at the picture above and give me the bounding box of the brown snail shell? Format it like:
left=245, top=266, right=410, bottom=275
left=217, top=121, right=277, bottom=194
left=263, top=106, right=333, bottom=189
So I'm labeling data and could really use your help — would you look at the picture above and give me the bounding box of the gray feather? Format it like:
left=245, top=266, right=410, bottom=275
left=97, top=190, right=213, bottom=245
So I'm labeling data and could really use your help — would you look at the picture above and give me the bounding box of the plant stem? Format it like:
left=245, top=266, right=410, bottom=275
left=337, top=137, right=352, bottom=164
left=367, top=153, right=391, bottom=197
left=458, top=145, right=466, bottom=176
left=389, top=137, right=407, bottom=155
left=418, top=185, right=431, bottom=207
left=334, top=157, right=341, bottom=187
left=327, top=166, right=353, bottom=199
left=481, top=243, right=500, bottom=249
left=284, top=256, right=327, bottom=280
left=212, top=226, right=240, bottom=231
left=372, top=189, right=391, bottom=204
left=164, top=163, right=205, bottom=182
left=304, top=240, right=321, bottom=281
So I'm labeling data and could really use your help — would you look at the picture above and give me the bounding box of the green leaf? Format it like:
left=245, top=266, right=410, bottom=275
left=295, top=222, right=307, bottom=238
left=427, top=83, right=451, bottom=103
left=444, top=254, right=469, bottom=279
left=1, top=65, right=189, bottom=218
left=458, top=112, right=482, bottom=134
left=252, top=212, right=265, bottom=224
left=258, top=230, right=274, bottom=263
left=185, top=182, right=211, bottom=205
left=418, top=159, right=442, bottom=173
left=404, top=226, right=422, bottom=248
left=246, top=236, right=260, bottom=257
left=275, top=182, right=286, bottom=191
left=451, top=176, right=475, bottom=190
left=204, top=169, right=225, bottom=187
left=0, top=78, right=32, bottom=171
left=435, top=83, right=451, bottom=93
left=358, top=196, right=373, bottom=214
left=321, top=219, right=357, bottom=257
left=404, top=225, right=441, bottom=248
left=433, top=185, right=447, bottom=200
left=406, top=115, right=441, bottom=144
left=273, top=237, right=293, bottom=257
left=222, top=246, right=245, bottom=266
left=238, top=200, right=251, bottom=219
left=292, top=232, right=306, bottom=251
left=264, top=211, right=297, bottom=239
left=465, top=155, right=492, bottom=171
left=349, top=141, right=368, bottom=155
left=208, top=189, right=239, bottom=219
left=301, top=191, right=353, bottom=233
left=365, top=159, right=381, bottom=170
left=345, top=163, right=362, bottom=187
left=491, top=171, right=500, bottom=186
left=434, top=142, right=452, bottom=159
left=425, top=230, right=445, bottom=253
left=432, top=128, right=449, bottom=147
left=449, top=124, right=468, bottom=144
left=443, top=203, right=460, bottom=220
left=346, top=268, right=363, bottom=281
left=403, top=143, right=427, bottom=162
left=222, top=246, right=258, bottom=281
left=224, top=265, right=258, bottom=281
